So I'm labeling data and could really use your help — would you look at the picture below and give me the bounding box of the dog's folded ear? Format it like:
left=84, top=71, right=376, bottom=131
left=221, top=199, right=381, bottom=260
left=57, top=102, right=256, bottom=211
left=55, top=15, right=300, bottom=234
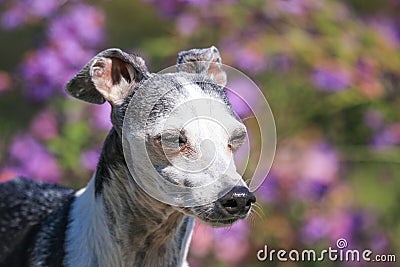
left=66, top=48, right=149, bottom=105
left=176, top=46, right=227, bottom=88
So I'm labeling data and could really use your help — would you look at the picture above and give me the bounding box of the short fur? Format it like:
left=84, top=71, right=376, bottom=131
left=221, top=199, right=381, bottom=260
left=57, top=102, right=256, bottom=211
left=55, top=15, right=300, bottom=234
left=0, top=46, right=254, bottom=267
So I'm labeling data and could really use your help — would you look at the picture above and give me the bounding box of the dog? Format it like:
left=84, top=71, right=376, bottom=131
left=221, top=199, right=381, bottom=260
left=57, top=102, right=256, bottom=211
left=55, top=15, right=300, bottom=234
left=0, top=46, right=256, bottom=267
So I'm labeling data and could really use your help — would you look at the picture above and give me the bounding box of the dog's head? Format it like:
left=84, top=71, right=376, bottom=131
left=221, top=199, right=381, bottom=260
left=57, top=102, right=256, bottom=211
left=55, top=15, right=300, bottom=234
left=66, top=47, right=255, bottom=226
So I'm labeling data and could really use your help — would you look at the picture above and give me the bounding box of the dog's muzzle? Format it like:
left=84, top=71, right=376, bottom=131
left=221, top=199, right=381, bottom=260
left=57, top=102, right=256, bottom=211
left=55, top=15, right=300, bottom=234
left=217, top=186, right=256, bottom=216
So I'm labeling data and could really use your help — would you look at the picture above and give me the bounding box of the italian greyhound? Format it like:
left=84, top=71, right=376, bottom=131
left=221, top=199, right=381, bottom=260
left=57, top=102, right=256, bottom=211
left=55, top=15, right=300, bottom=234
left=0, top=46, right=255, bottom=267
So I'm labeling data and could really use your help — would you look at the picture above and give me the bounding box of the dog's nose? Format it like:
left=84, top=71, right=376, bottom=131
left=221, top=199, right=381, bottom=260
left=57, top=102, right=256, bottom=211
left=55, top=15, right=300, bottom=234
left=218, top=186, right=256, bottom=215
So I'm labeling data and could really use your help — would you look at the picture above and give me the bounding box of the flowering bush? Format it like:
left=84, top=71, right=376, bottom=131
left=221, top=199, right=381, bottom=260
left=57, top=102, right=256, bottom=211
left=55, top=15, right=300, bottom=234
left=0, top=0, right=399, bottom=266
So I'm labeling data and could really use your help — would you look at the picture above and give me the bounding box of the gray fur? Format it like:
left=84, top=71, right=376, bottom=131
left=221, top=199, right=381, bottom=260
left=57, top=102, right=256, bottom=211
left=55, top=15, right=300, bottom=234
left=0, top=46, right=255, bottom=267
left=177, top=46, right=227, bottom=87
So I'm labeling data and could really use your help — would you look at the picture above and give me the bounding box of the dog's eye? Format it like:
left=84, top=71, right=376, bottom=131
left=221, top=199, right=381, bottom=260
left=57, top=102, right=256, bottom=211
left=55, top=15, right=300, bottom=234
left=161, top=135, right=179, bottom=145
left=156, top=131, right=187, bottom=149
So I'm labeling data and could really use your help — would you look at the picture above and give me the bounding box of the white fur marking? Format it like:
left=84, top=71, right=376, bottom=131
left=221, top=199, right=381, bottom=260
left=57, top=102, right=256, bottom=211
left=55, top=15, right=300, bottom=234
left=179, top=217, right=195, bottom=267
left=74, top=187, right=86, bottom=197
left=64, top=177, right=122, bottom=267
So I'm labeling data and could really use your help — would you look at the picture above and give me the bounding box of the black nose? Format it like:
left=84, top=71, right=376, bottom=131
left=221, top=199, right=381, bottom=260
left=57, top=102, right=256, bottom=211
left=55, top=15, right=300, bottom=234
left=218, top=186, right=256, bottom=215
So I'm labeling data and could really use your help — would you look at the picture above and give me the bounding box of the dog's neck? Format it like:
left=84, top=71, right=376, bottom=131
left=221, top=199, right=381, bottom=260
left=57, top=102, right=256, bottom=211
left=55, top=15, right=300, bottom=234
left=65, top=128, right=194, bottom=267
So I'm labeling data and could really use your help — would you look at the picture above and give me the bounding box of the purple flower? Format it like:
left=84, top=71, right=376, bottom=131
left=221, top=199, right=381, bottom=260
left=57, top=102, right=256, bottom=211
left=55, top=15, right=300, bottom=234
left=312, top=66, right=351, bottom=92
left=185, top=0, right=210, bottom=6
left=276, top=0, right=307, bottom=16
left=49, top=4, right=105, bottom=47
left=326, top=212, right=373, bottom=249
left=213, top=220, right=249, bottom=263
left=225, top=89, right=252, bottom=119
left=372, top=123, right=400, bottom=147
left=370, top=19, right=400, bottom=47
left=225, top=78, right=259, bottom=118
left=80, top=149, right=100, bottom=171
left=329, top=218, right=352, bottom=243
left=213, top=219, right=248, bottom=240
left=356, top=59, right=376, bottom=80
left=300, top=141, right=339, bottom=183
left=221, top=37, right=268, bottom=74
left=268, top=53, right=292, bottom=72
left=190, top=222, right=213, bottom=257
left=90, top=104, right=112, bottom=130
left=348, top=212, right=370, bottom=237
left=1, top=3, right=26, bottom=29
left=54, top=38, right=94, bottom=68
left=30, top=110, right=58, bottom=140
left=10, top=134, right=43, bottom=162
left=24, top=149, right=61, bottom=183
left=18, top=3, right=105, bottom=101
left=9, top=134, right=61, bottom=182
left=255, top=173, right=278, bottom=203
left=299, top=180, right=330, bottom=200
left=29, top=0, right=61, bottom=17
left=235, top=47, right=267, bottom=73
left=176, top=14, right=198, bottom=36
left=364, top=109, right=384, bottom=131
left=302, top=215, right=330, bottom=243
left=370, top=234, right=388, bottom=253
left=143, top=0, right=182, bottom=17
left=22, top=47, right=67, bottom=100
left=1, top=0, right=64, bottom=29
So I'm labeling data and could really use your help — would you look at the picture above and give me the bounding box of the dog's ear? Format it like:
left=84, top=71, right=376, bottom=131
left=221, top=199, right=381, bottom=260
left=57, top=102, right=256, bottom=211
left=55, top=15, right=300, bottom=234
left=176, top=46, right=227, bottom=87
left=66, top=48, right=149, bottom=105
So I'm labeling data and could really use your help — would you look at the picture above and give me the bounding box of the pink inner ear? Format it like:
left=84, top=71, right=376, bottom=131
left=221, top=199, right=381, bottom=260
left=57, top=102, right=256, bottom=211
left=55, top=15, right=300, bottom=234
left=92, top=58, right=111, bottom=80
left=208, top=62, right=227, bottom=87
left=92, top=58, right=114, bottom=97
left=91, top=57, right=133, bottom=105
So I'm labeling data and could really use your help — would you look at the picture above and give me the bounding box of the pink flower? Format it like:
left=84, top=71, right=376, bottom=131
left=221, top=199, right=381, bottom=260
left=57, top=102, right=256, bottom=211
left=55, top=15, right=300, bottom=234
left=0, top=71, right=11, bottom=92
left=372, top=122, right=400, bottom=147
left=302, top=215, right=330, bottom=243
left=276, top=0, right=307, bottom=16
left=176, top=14, right=198, bottom=36
left=30, top=110, right=58, bottom=140
left=80, top=149, right=101, bottom=171
left=364, top=109, right=384, bottom=131
left=29, top=0, right=61, bottom=17
left=0, top=167, right=21, bottom=183
left=213, top=220, right=249, bottom=264
left=225, top=78, right=259, bottom=119
left=90, top=104, right=112, bottom=130
left=190, top=222, right=213, bottom=257
left=1, top=2, right=26, bottom=29
left=235, top=47, right=267, bottom=73
left=300, top=142, right=339, bottom=183
left=256, top=173, right=278, bottom=203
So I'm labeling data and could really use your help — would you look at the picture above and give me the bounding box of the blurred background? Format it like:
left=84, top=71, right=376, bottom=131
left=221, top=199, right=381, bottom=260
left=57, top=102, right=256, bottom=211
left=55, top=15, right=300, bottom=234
left=0, top=0, right=399, bottom=266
